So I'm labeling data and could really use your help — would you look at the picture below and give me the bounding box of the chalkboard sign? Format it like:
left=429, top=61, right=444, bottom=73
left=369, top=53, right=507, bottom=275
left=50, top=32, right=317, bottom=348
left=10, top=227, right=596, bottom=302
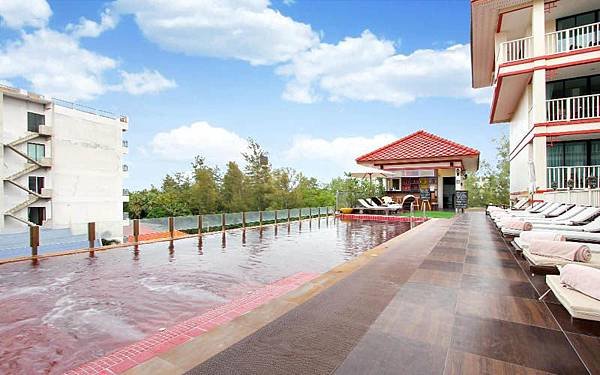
left=587, top=177, right=598, bottom=189
left=420, top=189, right=431, bottom=201
left=455, top=190, right=468, bottom=209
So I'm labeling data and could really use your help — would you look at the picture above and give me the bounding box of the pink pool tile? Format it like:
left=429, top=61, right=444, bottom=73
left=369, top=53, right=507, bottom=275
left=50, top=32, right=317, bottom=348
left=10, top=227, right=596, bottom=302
left=66, top=272, right=319, bottom=375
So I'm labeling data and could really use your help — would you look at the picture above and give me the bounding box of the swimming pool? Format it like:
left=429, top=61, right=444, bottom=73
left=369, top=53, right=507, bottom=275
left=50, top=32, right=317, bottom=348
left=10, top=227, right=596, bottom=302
left=0, top=217, right=415, bottom=374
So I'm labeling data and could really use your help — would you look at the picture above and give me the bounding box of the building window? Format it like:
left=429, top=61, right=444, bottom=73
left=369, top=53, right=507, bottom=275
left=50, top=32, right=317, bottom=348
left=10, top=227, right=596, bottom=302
left=27, top=142, right=45, bottom=162
left=28, top=176, right=44, bottom=194
left=27, top=112, right=45, bottom=133
left=546, top=74, right=600, bottom=100
left=547, top=140, right=600, bottom=166
left=28, top=207, right=46, bottom=226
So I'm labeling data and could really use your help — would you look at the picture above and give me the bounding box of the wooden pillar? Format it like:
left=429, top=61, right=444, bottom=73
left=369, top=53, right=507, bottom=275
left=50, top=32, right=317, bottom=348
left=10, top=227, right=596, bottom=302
left=88, top=222, right=96, bottom=249
left=133, top=219, right=140, bottom=243
left=198, top=215, right=203, bottom=236
left=168, top=217, right=174, bottom=239
left=30, top=225, right=39, bottom=257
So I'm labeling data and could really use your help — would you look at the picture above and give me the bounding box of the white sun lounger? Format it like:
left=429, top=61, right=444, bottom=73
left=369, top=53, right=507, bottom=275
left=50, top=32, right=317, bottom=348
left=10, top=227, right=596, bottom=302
left=546, top=275, right=600, bottom=321
left=522, top=248, right=600, bottom=269
left=492, top=202, right=559, bottom=223
left=526, top=206, right=586, bottom=224
left=489, top=201, right=545, bottom=217
left=501, top=208, right=600, bottom=236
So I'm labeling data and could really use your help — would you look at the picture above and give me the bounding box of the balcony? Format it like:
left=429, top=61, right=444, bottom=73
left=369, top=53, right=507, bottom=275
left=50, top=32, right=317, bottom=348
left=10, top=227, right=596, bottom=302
left=547, top=165, right=600, bottom=190
left=498, top=22, right=600, bottom=66
left=123, top=189, right=129, bottom=202
left=122, top=139, right=128, bottom=154
left=546, top=94, right=600, bottom=122
left=546, top=22, right=600, bottom=56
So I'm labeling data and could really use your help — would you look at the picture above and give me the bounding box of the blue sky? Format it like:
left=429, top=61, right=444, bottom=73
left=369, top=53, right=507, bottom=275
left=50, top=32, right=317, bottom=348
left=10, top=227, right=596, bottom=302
left=0, top=0, right=506, bottom=190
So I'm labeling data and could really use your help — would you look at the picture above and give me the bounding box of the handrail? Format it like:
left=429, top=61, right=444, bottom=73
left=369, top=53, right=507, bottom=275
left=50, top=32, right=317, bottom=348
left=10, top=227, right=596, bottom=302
left=546, top=165, right=600, bottom=190
left=546, top=93, right=600, bottom=122
left=498, top=36, right=533, bottom=64
left=546, top=21, right=600, bottom=55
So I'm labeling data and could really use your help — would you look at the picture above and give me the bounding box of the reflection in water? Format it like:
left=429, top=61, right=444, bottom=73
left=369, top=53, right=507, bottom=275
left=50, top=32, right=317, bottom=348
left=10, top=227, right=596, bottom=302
left=0, top=219, right=414, bottom=375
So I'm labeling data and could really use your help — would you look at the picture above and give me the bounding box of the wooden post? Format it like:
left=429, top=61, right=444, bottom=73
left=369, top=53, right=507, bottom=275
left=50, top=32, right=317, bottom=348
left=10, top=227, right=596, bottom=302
left=259, top=211, right=263, bottom=227
left=242, top=212, right=246, bottom=230
left=274, top=210, right=278, bottom=225
left=168, top=217, right=175, bottom=239
left=88, top=222, right=96, bottom=251
left=222, top=213, right=226, bottom=232
left=198, top=215, right=203, bottom=236
left=30, top=225, right=39, bottom=257
left=133, top=219, right=140, bottom=243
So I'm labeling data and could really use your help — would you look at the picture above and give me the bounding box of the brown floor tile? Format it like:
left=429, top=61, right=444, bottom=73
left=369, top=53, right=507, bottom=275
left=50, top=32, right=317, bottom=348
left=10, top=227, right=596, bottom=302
left=466, top=248, right=512, bottom=260
left=426, top=252, right=466, bottom=263
left=420, top=259, right=464, bottom=273
left=465, top=255, right=519, bottom=268
left=460, top=274, right=539, bottom=299
left=456, top=290, right=559, bottom=330
left=396, top=282, right=458, bottom=310
left=546, top=302, right=600, bottom=337
left=371, top=299, right=455, bottom=347
left=409, top=268, right=462, bottom=288
left=451, top=315, right=588, bottom=374
left=567, top=333, right=600, bottom=374
left=335, top=332, right=447, bottom=375
left=463, top=262, right=528, bottom=282
left=443, top=350, right=553, bottom=375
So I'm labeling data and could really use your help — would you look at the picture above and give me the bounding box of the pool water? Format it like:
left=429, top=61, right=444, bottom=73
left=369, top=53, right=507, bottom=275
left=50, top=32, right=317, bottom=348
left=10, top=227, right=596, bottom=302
left=0, top=217, right=414, bottom=374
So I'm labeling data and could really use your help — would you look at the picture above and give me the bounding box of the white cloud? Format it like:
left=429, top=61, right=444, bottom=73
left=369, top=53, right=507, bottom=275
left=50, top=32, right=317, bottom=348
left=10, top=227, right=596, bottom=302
left=285, top=133, right=397, bottom=174
left=66, top=8, right=119, bottom=38
left=114, top=69, right=177, bottom=95
left=113, top=0, right=319, bottom=65
left=278, top=30, right=491, bottom=106
left=0, top=29, right=117, bottom=101
left=150, top=122, right=249, bottom=164
left=0, top=0, right=51, bottom=29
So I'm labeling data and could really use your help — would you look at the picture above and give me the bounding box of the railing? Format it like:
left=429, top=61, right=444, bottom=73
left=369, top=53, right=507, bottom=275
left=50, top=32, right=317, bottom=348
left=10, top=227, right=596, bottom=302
left=546, top=165, right=600, bottom=190
left=498, top=36, right=534, bottom=64
left=546, top=94, right=600, bottom=122
left=546, top=21, right=600, bottom=55
left=123, top=189, right=129, bottom=196
left=53, top=98, right=119, bottom=120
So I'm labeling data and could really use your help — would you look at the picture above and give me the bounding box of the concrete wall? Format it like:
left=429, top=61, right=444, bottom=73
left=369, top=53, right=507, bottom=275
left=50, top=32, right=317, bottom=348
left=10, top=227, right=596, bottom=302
left=51, top=106, right=124, bottom=238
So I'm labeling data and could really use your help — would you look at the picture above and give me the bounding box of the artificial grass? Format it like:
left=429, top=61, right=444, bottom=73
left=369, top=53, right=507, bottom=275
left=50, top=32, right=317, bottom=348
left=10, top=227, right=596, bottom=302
left=398, top=210, right=455, bottom=219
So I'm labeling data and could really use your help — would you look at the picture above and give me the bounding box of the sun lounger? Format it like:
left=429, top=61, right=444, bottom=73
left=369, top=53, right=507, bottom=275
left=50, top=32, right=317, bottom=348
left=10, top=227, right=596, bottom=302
left=522, top=248, right=600, bottom=269
left=546, top=274, right=600, bottom=321
left=526, top=205, right=586, bottom=224
left=512, top=198, right=529, bottom=210
left=357, top=199, right=396, bottom=215
left=501, top=208, right=600, bottom=236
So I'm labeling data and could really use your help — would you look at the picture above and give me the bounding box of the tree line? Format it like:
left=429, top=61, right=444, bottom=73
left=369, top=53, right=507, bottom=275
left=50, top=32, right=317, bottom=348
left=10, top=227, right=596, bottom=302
left=128, top=136, right=510, bottom=219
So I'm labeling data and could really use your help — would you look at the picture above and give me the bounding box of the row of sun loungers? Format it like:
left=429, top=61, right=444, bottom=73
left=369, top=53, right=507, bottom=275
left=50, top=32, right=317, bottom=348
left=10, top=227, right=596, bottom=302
left=487, top=200, right=600, bottom=322
left=355, top=196, right=409, bottom=215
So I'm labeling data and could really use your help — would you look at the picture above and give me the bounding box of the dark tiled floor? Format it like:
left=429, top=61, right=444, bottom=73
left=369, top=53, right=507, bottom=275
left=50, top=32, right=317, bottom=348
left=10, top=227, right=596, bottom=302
left=338, top=211, right=599, bottom=375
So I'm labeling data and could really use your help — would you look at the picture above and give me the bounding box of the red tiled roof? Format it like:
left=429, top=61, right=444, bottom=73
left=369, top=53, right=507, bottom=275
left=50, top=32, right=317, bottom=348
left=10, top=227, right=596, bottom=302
left=356, top=130, right=480, bottom=162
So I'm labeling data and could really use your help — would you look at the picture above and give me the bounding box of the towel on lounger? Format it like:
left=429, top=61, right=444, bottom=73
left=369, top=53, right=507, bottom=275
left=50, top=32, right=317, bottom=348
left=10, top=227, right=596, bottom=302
left=520, top=231, right=565, bottom=243
left=560, top=264, right=600, bottom=301
left=505, top=220, right=533, bottom=231
left=529, top=240, right=592, bottom=262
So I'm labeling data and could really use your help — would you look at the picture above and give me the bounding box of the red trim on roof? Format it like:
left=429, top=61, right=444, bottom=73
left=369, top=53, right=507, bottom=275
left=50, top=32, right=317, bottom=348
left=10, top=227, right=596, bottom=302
left=355, top=130, right=479, bottom=163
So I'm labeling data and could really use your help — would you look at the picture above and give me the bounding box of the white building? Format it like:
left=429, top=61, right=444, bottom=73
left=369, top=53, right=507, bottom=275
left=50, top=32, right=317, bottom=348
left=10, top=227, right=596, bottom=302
left=471, top=0, right=600, bottom=200
left=0, top=85, right=129, bottom=238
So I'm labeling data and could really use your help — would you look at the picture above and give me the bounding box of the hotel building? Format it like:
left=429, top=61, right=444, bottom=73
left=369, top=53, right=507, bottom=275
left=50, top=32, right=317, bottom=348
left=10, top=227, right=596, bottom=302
left=0, top=85, right=129, bottom=235
left=471, top=0, right=600, bottom=201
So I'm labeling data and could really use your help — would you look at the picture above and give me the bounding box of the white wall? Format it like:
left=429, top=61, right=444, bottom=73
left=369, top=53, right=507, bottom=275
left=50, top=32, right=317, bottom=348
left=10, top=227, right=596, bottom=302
left=51, top=106, right=124, bottom=239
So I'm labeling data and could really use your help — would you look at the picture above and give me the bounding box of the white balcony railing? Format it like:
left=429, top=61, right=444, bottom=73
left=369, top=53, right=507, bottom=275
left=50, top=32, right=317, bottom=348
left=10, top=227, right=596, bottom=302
left=547, top=165, right=600, bottom=190
left=546, top=21, right=600, bottom=55
left=546, top=94, right=600, bottom=122
left=498, top=36, right=534, bottom=64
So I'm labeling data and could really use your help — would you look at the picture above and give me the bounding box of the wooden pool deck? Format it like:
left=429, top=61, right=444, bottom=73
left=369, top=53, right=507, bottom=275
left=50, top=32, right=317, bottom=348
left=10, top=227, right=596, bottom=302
left=122, top=211, right=599, bottom=375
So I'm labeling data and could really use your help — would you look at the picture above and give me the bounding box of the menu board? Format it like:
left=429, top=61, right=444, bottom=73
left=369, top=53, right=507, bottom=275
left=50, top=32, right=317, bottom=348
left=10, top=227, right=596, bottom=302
left=455, top=190, right=468, bottom=209
left=420, top=189, right=431, bottom=201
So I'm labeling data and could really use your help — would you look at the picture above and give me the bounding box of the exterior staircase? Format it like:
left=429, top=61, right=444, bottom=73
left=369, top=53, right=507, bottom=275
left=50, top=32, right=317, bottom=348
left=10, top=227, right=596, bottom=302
left=3, top=129, right=52, bottom=226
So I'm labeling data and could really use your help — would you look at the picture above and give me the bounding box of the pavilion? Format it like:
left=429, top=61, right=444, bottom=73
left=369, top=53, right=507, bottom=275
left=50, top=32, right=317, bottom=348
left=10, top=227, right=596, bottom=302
left=355, top=130, right=480, bottom=209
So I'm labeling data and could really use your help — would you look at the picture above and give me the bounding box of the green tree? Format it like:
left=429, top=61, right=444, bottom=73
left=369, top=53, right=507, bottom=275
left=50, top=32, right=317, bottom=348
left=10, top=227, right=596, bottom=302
left=221, top=161, right=246, bottom=212
left=189, top=156, right=220, bottom=214
left=465, top=134, right=510, bottom=207
left=243, top=139, right=273, bottom=210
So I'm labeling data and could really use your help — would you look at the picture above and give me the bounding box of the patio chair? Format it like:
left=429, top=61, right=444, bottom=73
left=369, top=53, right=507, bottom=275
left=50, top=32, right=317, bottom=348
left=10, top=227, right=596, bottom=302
left=544, top=272, right=600, bottom=321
